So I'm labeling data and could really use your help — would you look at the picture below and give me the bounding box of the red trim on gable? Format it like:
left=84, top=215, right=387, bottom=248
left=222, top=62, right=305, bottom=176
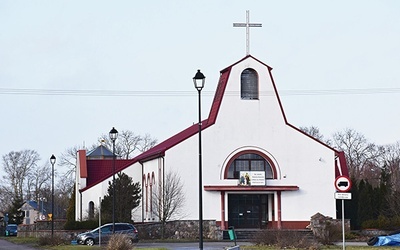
left=220, top=55, right=273, bottom=72
left=266, top=58, right=350, bottom=178
left=207, top=68, right=231, bottom=125
left=80, top=54, right=349, bottom=193
left=78, top=150, right=87, bottom=178
left=336, top=151, right=349, bottom=177
left=136, top=124, right=199, bottom=161
left=114, top=55, right=272, bottom=165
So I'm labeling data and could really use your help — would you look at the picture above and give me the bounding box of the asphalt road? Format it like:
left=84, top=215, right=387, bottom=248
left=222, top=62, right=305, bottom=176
left=0, top=239, right=367, bottom=250
left=0, top=239, right=37, bottom=250
left=0, top=239, right=250, bottom=250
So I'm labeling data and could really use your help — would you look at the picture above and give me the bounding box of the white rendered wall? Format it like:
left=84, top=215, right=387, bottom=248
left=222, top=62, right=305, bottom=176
left=156, top=57, right=337, bottom=223
left=78, top=56, right=338, bottom=225
left=78, top=162, right=143, bottom=222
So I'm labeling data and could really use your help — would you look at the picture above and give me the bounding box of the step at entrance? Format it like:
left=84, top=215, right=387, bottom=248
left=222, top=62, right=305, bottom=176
left=223, top=229, right=314, bottom=241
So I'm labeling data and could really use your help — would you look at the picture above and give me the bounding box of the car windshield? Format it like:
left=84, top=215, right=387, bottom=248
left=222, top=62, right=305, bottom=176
left=90, top=225, right=112, bottom=234
left=7, top=225, right=17, bottom=229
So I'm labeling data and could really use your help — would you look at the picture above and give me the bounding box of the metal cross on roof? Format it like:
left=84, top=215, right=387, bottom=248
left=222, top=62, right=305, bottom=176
left=233, top=10, right=262, bottom=55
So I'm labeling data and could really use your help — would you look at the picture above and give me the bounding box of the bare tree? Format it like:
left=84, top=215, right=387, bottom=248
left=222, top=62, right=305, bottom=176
left=139, top=133, right=158, bottom=152
left=25, top=162, right=52, bottom=201
left=379, top=142, right=400, bottom=216
left=332, top=128, right=384, bottom=182
left=152, top=171, right=186, bottom=238
left=1, top=150, right=41, bottom=201
left=59, top=145, right=81, bottom=179
left=382, top=142, right=400, bottom=192
left=299, top=126, right=331, bottom=145
left=99, top=130, right=157, bottom=159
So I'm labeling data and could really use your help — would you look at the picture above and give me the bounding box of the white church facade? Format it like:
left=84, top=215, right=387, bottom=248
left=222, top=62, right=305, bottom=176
left=76, top=54, right=349, bottom=230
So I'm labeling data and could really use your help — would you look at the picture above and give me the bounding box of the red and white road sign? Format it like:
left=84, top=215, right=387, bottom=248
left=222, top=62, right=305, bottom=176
left=334, top=175, right=352, bottom=192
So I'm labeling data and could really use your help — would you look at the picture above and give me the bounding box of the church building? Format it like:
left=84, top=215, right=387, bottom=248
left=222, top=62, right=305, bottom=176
left=75, top=53, right=348, bottom=230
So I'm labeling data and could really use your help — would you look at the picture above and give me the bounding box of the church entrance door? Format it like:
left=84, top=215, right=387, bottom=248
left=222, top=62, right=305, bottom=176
left=228, top=194, right=268, bottom=229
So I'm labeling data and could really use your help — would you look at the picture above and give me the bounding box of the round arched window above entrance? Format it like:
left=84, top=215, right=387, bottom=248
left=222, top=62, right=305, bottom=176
left=226, top=152, right=275, bottom=180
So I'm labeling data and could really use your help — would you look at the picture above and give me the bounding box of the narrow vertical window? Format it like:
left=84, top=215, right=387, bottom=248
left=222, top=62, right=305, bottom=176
left=241, top=68, right=258, bottom=100
left=88, top=201, right=94, bottom=219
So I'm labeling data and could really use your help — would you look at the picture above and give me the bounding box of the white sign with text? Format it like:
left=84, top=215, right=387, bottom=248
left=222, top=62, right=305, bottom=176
left=239, top=171, right=265, bottom=186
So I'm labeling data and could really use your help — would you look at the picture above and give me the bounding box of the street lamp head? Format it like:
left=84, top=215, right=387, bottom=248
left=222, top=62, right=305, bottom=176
left=193, top=69, right=205, bottom=91
left=109, top=127, right=118, bottom=142
left=50, top=154, right=56, bottom=165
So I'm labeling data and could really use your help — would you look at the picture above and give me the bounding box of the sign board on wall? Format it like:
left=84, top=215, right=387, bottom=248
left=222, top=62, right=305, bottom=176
left=239, top=171, right=265, bottom=186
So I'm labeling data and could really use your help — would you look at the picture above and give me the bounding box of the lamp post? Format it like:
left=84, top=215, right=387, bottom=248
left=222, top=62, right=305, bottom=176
left=193, top=69, right=205, bottom=250
left=40, top=197, right=46, bottom=220
left=109, top=127, right=118, bottom=234
left=50, top=154, right=56, bottom=239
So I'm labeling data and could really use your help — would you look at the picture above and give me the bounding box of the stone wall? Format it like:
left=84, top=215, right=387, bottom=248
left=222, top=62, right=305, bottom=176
left=136, top=220, right=223, bottom=240
left=17, top=220, right=80, bottom=240
left=308, top=213, right=350, bottom=242
left=18, top=219, right=223, bottom=241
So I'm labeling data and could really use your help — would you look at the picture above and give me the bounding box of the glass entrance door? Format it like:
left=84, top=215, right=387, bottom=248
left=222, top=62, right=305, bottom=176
left=228, top=194, right=268, bottom=228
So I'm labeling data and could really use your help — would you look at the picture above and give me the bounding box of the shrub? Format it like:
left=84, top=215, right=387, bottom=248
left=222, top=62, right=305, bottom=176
left=253, top=230, right=320, bottom=249
left=106, top=234, right=134, bottom=250
left=361, top=215, right=400, bottom=230
left=38, top=234, right=68, bottom=246
left=317, top=221, right=342, bottom=245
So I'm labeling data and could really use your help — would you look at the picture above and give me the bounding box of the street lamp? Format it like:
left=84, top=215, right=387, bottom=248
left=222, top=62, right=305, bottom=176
left=193, top=69, right=205, bottom=249
left=109, top=127, right=118, bottom=234
left=50, top=154, right=56, bottom=239
left=40, top=197, right=46, bottom=220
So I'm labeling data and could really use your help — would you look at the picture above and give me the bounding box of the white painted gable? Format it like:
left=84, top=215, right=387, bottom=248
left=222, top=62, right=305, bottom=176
left=77, top=55, right=348, bottom=230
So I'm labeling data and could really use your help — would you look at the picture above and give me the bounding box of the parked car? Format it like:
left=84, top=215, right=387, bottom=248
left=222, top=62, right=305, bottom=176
left=76, top=223, right=139, bottom=246
left=5, top=224, right=18, bottom=236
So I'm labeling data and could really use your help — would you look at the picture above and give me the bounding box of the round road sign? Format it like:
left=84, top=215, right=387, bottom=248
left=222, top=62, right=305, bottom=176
left=335, top=175, right=352, bottom=192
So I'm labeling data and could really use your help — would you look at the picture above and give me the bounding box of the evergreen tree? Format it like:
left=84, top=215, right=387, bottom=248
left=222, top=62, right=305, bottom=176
left=358, top=180, right=374, bottom=225
left=64, top=186, right=76, bottom=229
left=101, top=172, right=141, bottom=223
left=8, top=196, right=24, bottom=224
left=377, top=169, right=390, bottom=218
left=345, top=177, right=360, bottom=229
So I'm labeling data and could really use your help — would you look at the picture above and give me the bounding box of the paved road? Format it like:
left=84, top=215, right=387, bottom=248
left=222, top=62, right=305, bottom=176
left=0, top=239, right=250, bottom=250
left=0, top=239, right=367, bottom=249
left=0, top=239, right=37, bottom=250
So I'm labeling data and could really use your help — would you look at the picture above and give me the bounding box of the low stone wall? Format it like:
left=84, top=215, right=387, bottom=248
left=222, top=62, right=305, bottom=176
left=17, top=220, right=81, bottom=240
left=136, top=220, right=223, bottom=240
left=18, top=219, right=223, bottom=241
left=308, top=213, right=350, bottom=242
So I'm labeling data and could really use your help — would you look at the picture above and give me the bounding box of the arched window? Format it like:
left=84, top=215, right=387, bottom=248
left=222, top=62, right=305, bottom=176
left=241, top=68, right=258, bottom=100
left=88, top=201, right=94, bottom=219
left=227, top=153, right=274, bottom=180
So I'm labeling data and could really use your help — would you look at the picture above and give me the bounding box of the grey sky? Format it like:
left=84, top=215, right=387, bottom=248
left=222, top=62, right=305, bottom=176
left=1, top=1, right=399, bottom=172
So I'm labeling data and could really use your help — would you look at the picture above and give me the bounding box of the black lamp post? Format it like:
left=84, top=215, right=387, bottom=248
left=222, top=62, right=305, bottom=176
left=50, top=154, right=56, bottom=239
left=109, top=127, right=118, bottom=233
left=193, top=69, right=205, bottom=249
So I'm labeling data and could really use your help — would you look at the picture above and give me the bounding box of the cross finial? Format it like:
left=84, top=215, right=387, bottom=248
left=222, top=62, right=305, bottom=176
left=233, top=10, right=262, bottom=55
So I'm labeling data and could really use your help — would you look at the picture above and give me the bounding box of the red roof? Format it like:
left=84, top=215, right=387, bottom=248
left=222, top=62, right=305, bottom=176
left=80, top=55, right=349, bottom=193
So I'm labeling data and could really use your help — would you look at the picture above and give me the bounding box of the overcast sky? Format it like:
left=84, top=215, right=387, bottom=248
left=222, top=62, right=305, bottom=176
left=1, top=1, right=399, bottom=172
